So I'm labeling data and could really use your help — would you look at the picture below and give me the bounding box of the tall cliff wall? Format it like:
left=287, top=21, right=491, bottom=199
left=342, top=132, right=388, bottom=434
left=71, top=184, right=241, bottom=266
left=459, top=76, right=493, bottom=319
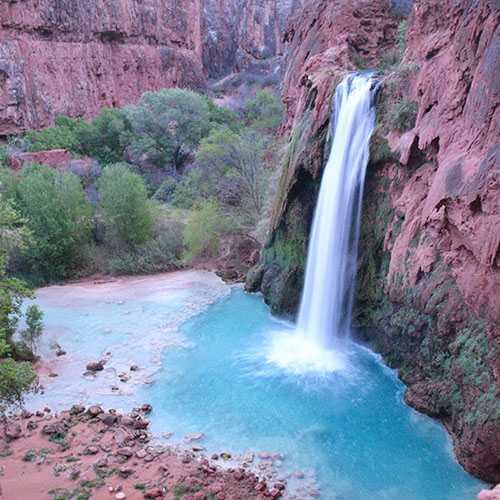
left=0, top=0, right=303, bottom=136
left=0, top=0, right=206, bottom=135
left=247, top=0, right=500, bottom=484
left=202, top=0, right=304, bottom=79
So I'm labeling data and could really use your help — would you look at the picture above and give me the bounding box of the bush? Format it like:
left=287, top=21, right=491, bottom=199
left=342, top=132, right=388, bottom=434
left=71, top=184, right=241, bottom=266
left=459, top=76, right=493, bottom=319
left=106, top=228, right=183, bottom=275
left=387, top=99, right=417, bottom=132
left=183, top=201, right=229, bottom=260
left=152, top=178, right=178, bottom=202
left=243, top=90, right=283, bottom=133
left=17, top=164, right=93, bottom=280
left=98, top=163, right=155, bottom=249
left=0, top=358, right=38, bottom=414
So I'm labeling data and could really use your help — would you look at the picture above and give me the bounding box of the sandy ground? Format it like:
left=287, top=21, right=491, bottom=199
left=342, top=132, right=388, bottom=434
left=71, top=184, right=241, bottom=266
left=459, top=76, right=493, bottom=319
left=0, top=406, right=285, bottom=500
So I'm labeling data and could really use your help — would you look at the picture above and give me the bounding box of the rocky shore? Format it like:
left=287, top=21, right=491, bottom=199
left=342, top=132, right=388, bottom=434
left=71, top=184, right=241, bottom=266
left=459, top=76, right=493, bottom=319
left=0, top=405, right=286, bottom=500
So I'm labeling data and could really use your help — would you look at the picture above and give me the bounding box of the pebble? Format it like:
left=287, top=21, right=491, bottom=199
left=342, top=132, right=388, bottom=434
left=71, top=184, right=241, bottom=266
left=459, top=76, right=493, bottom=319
left=115, top=493, right=126, bottom=500
left=162, top=431, right=172, bottom=439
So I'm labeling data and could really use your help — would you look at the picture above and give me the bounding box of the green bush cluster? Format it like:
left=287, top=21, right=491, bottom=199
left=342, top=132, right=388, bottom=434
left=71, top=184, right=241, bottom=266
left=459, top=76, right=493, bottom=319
left=386, top=99, right=417, bottom=132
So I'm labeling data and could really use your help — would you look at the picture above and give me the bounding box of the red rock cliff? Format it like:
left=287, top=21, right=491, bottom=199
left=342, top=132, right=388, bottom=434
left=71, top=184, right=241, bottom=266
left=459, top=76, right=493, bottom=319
left=249, top=0, right=500, bottom=484
left=0, top=0, right=205, bottom=135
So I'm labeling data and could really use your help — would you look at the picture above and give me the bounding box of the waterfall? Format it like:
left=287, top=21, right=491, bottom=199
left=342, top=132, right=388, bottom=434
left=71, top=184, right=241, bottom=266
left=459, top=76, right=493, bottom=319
left=296, top=74, right=376, bottom=346
left=266, top=74, right=376, bottom=373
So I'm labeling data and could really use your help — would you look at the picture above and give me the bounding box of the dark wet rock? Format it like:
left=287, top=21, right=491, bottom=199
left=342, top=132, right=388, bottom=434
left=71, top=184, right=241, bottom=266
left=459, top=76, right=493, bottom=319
left=133, top=419, right=149, bottom=430
left=21, top=410, right=32, bottom=419
left=86, top=361, right=104, bottom=372
left=141, top=404, right=153, bottom=414
left=130, top=365, right=139, bottom=372
left=101, top=414, right=117, bottom=426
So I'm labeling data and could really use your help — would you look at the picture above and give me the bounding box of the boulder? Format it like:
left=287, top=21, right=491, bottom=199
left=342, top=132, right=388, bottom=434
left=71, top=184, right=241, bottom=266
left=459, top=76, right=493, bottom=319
left=4, top=423, right=21, bottom=441
left=87, top=406, right=104, bottom=417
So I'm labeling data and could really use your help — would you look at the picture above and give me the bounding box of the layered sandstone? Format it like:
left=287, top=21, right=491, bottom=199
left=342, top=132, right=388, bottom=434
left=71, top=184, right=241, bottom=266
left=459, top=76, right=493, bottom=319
left=0, top=0, right=205, bottom=135
left=248, top=0, right=500, bottom=484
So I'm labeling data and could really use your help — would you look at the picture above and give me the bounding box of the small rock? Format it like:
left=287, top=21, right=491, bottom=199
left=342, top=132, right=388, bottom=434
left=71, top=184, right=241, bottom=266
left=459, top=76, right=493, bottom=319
left=161, top=431, right=172, bottom=439
left=27, top=421, right=38, bottom=430
left=83, top=371, right=96, bottom=380
left=96, top=457, right=108, bottom=467
left=130, top=365, right=139, bottom=371
left=294, top=471, right=304, bottom=479
left=141, top=404, right=153, bottom=414
left=42, top=423, right=65, bottom=435
left=86, top=361, right=104, bottom=372
left=70, top=405, right=85, bottom=415
left=309, top=490, right=320, bottom=497
left=35, top=411, right=44, bottom=418
left=117, top=446, right=133, bottom=458
left=192, top=445, right=205, bottom=452
left=115, top=493, right=126, bottom=500
left=87, top=406, right=104, bottom=417
left=86, top=446, right=99, bottom=455
left=144, top=454, right=154, bottom=462
left=4, top=423, right=21, bottom=441
left=211, top=453, right=219, bottom=460
left=144, top=486, right=163, bottom=498
left=133, top=420, right=149, bottom=430
left=21, top=410, right=32, bottom=419
left=121, top=417, right=134, bottom=427
left=258, top=452, right=269, bottom=459
left=119, top=466, right=134, bottom=475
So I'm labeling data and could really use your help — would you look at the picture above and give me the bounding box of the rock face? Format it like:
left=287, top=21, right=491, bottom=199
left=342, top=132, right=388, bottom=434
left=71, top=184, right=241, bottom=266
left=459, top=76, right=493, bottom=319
left=246, top=0, right=399, bottom=314
left=0, top=0, right=205, bottom=135
left=249, top=0, right=500, bottom=484
left=0, top=0, right=303, bottom=135
left=201, top=0, right=305, bottom=79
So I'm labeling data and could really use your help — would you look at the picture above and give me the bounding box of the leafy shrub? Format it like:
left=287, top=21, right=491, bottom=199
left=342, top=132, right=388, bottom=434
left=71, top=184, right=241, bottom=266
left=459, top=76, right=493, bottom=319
left=183, top=201, right=229, bottom=260
left=98, top=163, right=154, bottom=249
left=106, top=228, right=183, bottom=275
left=387, top=99, right=417, bottom=132
left=0, top=358, right=38, bottom=414
left=152, top=178, right=178, bottom=202
left=16, top=164, right=93, bottom=280
left=398, top=20, right=408, bottom=51
left=243, top=90, right=283, bottom=133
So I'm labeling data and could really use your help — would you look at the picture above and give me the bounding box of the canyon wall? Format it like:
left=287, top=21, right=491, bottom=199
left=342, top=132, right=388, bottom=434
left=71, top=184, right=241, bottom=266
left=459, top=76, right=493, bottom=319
left=0, top=0, right=205, bottom=135
left=247, top=0, right=500, bottom=484
left=0, top=0, right=303, bottom=135
left=202, top=0, right=304, bottom=79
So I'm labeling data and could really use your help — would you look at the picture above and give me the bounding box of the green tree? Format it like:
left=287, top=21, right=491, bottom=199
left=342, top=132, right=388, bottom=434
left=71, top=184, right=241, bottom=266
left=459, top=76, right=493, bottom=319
left=78, top=108, right=130, bottom=164
left=0, top=197, right=38, bottom=413
left=195, top=127, right=271, bottom=219
left=17, top=164, right=93, bottom=280
left=0, top=358, right=38, bottom=414
left=244, top=90, right=283, bottom=133
left=98, top=163, right=155, bottom=248
left=124, top=88, right=211, bottom=170
left=19, top=305, right=44, bottom=356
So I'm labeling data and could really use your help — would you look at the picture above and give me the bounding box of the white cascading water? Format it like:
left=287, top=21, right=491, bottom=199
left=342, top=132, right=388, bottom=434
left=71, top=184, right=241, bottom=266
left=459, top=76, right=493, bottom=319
left=267, top=74, right=377, bottom=373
